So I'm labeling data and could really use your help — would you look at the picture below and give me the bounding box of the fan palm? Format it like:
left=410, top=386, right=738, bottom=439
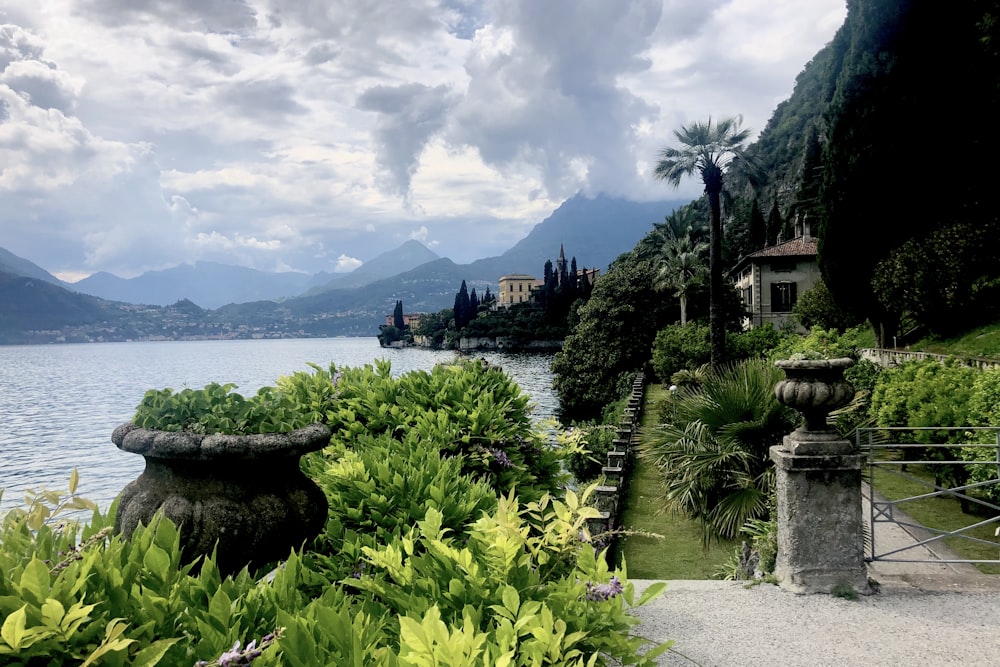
left=639, top=358, right=796, bottom=544
left=635, top=206, right=707, bottom=262
left=654, top=116, right=752, bottom=368
left=654, top=232, right=708, bottom=325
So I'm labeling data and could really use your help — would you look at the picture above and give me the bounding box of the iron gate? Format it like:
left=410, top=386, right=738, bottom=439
left=856, top=427, right=1000, bottom=565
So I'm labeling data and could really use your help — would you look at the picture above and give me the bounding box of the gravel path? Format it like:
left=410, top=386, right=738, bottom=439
left=628, top=485, right=1000, bottom=666
left=630, top=579, right=1000, bottom=666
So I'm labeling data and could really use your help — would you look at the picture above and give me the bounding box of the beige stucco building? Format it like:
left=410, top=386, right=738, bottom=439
left=497, top=274, right=536, bottom=307
left=730, top=235, right=820, bottom=330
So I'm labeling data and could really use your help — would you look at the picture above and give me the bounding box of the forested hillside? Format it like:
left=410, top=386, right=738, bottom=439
left=719, top=0, right=1000, bottom=344
left=554, top=0, right=1000, bottom=418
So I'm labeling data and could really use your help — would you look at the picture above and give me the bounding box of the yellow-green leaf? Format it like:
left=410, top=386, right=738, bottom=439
left=40, top=598, right=65, bottom=628
left=132, top=638, right=181, bottom=667
left=0, top=605, right=27, bottom=650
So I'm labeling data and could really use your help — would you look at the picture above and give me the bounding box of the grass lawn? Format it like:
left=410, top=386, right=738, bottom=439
left=618, top=383, right=737, bottom=579
left=911, top=321, right=1000, bottom=358
left=868, top=460, right=1000, bottom=574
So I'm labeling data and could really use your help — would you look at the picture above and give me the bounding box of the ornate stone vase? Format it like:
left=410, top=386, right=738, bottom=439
left=774, top=357, right=855, bottom=434
left=112, top=422, right=331, bottom=575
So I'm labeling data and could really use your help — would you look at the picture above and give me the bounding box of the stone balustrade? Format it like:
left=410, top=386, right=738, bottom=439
left=587, top=372, right=645, bottom=558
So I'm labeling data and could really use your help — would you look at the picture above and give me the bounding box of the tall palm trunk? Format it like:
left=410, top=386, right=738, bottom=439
left=705, top=167, right=726, bottom=369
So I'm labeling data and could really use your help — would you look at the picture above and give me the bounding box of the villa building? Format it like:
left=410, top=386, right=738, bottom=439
left=730, top=234, right=820, bottom=331
left=498, top=274, right=536, bottom=306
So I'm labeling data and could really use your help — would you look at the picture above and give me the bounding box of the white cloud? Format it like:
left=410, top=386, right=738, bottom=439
left=334, top=254, right=362, bottom=272
left=0, top=0, right=847, bottom=278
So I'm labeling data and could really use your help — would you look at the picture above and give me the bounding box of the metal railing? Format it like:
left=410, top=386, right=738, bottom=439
left=856, top=427, right=1000, bottom=564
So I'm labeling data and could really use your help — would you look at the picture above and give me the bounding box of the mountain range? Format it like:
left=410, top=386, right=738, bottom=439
left=0, top=193, right=684, bottom=342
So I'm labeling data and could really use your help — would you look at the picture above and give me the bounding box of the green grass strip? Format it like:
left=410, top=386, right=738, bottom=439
left=619, top=384, right=736, bottom=579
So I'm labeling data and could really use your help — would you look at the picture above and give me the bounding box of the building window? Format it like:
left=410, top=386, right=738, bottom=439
left=770, top=282, right=797, bottom=312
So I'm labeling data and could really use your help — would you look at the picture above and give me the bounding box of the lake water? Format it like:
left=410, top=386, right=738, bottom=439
left=0, top=338, right=557, bottom=513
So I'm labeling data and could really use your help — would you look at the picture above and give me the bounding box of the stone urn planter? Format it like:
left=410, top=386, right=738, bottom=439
left=774, top=357, right=855, bottom=436
left=112, top=422, right=331, bottom=575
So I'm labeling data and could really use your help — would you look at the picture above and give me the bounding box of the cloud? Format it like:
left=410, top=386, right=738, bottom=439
left=357, top=83, right=455, bottom=198
left=447, top=0, right=663, bottom=202
left=0, top=1, right=848, bottom=280
left=74, top=0, right=258, bottom=33
left=334, top=254, right=362, bottom=272
left=2, top=58, right=83, bottom=111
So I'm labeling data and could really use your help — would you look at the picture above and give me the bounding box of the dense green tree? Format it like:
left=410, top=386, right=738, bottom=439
left=654, top=116, right=752, bottom=369
left=552, top=256, right=674, bottom=423
left=871, top=221, right=1000, bottom=339
left=818, top=0, right=1000, bottom=344
left=792, top=279, right=863, bottom=333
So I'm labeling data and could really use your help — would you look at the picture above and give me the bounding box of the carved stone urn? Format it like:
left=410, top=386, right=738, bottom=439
left=774, top=357, right=855, bottom=453
left=112, top=422, right=331, bottom=575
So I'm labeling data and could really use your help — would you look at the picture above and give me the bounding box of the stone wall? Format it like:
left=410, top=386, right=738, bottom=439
left=586, top=372, right=644, bottom=558
left=457, top=337, right=563, bottom=351
left=860, top=348, right=1000, bottom=370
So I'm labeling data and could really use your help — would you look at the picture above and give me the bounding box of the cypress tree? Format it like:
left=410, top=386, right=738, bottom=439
left=767, top=202, right=783, bottom=245
left=454, top=280, right=471, bottom=330
left=748, top=198, right=766, bottom=250
left=393, top=300, right=404, bottom=329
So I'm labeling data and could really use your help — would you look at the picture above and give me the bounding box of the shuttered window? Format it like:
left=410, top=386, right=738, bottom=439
left=771, top=282, right=797, bottom=312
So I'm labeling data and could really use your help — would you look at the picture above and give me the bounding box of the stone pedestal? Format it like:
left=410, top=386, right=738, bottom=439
left=771, top=437, right=870, bottom=595
left=771, top=357, right=870, bottom=595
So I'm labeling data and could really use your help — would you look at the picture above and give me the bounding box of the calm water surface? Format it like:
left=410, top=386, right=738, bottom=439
left=0, top=338, right=557, bottom=513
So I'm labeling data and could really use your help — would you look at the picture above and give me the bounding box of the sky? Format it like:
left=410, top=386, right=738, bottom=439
left=0, top=0, right=846, bottom=281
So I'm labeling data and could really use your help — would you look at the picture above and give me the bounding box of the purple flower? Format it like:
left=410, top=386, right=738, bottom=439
left=489, top=447, right=513, bottom=468
left=218, top=641, right=243, bottom=667
left=199, top=628, right=282, bottom=667
left=585, top=576, right=624, bottom=601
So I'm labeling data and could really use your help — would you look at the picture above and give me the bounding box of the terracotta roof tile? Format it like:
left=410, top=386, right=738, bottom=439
left=746, top=236, right=818, bottom=259
left=728, top=236, right=819, bottom=277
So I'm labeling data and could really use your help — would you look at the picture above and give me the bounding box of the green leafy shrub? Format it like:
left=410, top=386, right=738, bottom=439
left=727, top=324, right=787, bottom=361
left=0, top=478, right=670, bottom=666
left=870, top=358, right=977, bottom=441
left=566, top=424, right=617, bottom=485
left=792, top=279, right=863, bottom=332
left=768, top=325, right=871, bottom=362
left=322, top=359, right=567, bottom=503
left=131, top=362, right=342, bottom=434
left=310, top=430, right=498, bottom=572
left=651, top=322, right=711, bottom=381
left=960, top=368, right=1000, bottom=503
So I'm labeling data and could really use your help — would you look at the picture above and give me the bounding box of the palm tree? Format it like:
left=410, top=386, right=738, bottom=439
left=635, top=205, right=707, bottom=263
left=639, top=358, right=797, bottom=544
left=654, top=232, right=708, bottom=325
left=654, top=116, right=752, bottom=368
